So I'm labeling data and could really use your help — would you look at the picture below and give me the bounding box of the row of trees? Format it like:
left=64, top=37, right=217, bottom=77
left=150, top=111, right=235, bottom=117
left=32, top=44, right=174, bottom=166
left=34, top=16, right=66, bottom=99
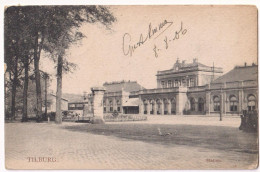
left=4, top=6, right=116, bottom=123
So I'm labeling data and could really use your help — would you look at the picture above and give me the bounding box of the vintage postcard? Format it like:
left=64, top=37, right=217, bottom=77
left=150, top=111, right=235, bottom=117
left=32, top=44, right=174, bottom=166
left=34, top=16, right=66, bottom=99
left=4, top=5, right=258, bottom=170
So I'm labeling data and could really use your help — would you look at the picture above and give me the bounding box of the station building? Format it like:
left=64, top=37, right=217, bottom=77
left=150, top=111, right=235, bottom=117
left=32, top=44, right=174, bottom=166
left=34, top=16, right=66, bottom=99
left=87, top=58, right=258, bottom=116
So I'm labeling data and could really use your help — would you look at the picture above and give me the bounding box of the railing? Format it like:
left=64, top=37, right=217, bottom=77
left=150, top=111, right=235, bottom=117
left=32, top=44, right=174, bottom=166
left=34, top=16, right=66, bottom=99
left=188, top=86, right=206, bottom=92
left=157, top=65, right=223, bottom=75
left=139, top=87, right=180, bottom=94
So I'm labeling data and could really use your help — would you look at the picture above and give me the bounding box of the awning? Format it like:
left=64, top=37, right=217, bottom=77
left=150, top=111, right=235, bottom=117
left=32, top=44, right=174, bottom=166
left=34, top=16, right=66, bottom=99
left=123, top=98, right=139, bottom=107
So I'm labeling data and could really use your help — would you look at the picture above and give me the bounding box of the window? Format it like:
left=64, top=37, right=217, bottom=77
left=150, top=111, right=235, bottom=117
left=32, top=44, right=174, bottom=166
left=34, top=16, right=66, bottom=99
left=230, top=95, right=238, bottom=112
left=143, top=100, right=148, bottom=114
left=186, top=79, right=190, bottom=87
left=190, top=78, right=195, bottom=87
left=175, top=80, right=179, bottom=87
left=161, top=81, right=165, bottom=88
left=117, top=107, right=120, bottom=112
left=109, top=101, right=113, bottom=112
left=163, top=99, right=168, bottom=115
left=103, top=107, right=106, bottom=112
left=190, top=98, right=195, bottom=111
left=171, top=98, right=176, bottom=114
left=213, top=96, right=220, bottom=111
left=198, top=98, right=204, bottom=112
left=182, top=79, right=185, bottom=85
left=156, top=100, right=161, bottom=114
left=248, top=95, right=256, bottom=111
left=150, top=101, right=154, bottom=114
left=168, top=80, right=172, bottom=88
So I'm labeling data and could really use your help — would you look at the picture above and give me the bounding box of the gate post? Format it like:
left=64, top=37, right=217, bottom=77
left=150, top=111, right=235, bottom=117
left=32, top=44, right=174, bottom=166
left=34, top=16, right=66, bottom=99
left=91, top=87, right=106, bottom=124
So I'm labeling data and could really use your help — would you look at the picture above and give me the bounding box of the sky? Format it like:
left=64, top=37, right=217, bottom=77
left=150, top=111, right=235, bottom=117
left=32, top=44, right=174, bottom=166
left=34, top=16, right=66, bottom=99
left=40, top=5, right=257, bottom=95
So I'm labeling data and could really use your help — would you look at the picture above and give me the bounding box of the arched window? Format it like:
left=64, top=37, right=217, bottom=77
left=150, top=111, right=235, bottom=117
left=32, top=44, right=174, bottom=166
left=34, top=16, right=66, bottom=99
left=248, top=95, right=256, bottom=111
left=190, top=98, right=195, bottom=111
left=143, top=100, right=148, bottom=114
left=163, top=99, right=168, bottom=115
left=213, top=96, right=220, bottom=111
left=156, top=99, right=161, bottom=114
left=150, top=100, right=155, bottom=114
left=198, top=98, right=204, bottom=112
left=171, top=98, right=176, bottom=114
left=230, top=95, right=238, bottom=112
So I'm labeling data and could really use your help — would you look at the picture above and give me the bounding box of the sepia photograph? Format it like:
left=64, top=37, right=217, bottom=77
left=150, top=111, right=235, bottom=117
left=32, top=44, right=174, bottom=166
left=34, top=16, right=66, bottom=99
left=3, top=5, right=258, bottom=170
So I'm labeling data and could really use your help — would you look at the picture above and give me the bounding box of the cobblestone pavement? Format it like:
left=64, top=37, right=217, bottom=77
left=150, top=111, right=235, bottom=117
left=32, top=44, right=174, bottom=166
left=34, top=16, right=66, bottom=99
left=5, top=117, right=258, bottom=170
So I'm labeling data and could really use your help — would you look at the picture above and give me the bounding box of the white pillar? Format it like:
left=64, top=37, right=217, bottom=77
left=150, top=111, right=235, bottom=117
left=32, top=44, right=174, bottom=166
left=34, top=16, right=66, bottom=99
left=91, top=87, right=106, bottom=124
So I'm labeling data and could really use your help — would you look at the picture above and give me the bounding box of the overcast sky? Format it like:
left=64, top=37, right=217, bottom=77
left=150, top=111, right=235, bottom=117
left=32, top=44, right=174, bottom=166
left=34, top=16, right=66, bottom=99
left=40, top=5, right=257, bottom=95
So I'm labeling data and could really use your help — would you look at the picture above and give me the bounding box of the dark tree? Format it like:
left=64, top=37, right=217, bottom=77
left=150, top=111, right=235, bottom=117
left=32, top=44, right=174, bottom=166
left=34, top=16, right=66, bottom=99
left=5, top=6, right=116, bottom=123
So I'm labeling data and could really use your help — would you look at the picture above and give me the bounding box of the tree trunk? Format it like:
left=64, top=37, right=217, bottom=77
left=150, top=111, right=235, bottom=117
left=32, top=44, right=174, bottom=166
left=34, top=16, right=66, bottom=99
left=55, top=54, right=63, bottom=124
left=10, top=55, right=19, bottom=120
left=22, top=56, right=29, bottom=122
left=33, top=32, right=42, bottom=122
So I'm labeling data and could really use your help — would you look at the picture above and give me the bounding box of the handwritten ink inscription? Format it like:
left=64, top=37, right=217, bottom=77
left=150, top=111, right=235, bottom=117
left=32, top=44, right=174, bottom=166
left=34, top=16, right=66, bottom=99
left=122, top=19, right=187, bottom=58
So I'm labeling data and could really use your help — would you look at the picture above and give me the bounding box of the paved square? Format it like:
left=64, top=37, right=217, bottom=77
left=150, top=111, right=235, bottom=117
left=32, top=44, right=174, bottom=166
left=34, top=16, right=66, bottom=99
left=5, top=116, right=258, bottom=169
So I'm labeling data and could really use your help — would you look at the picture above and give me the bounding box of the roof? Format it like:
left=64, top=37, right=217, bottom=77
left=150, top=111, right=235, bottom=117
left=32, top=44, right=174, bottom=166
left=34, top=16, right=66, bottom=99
left=49, top=94, right=69, bottom=102
left=62, top=93, right=84, bottom=102
left=123, top=98, right=139, bottom=107
left=103, top=81, right=144, bottom=93
left=212, top=65, right=258, bottom=83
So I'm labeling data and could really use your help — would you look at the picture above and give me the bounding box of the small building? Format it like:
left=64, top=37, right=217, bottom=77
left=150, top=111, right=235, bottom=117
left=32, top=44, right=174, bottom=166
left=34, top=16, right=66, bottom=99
left=87, top=80, right=144, bottom=114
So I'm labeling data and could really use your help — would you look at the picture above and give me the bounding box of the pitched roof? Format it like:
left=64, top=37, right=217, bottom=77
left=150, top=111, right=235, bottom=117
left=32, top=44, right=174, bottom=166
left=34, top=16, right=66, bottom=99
left=49, top=94, right=69, bottom=101
left=103, top=81, right=144, bottom=93
left=212, top=65, right=258, bottom=83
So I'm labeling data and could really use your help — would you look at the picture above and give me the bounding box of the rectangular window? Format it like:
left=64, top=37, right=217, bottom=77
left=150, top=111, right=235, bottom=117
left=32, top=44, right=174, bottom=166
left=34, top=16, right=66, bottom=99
left=175, top=80, right=179, bottom=87
left=190, top=78, right=195, bottom=87
left=187, top=79, right=190, bottom=87
left=117, top=107, right=120, bottom=112
left=182, top=79, right=185, bottom=85
left=104, top=107, right=106, bottom=112
left=168, top=80, right=172, bottom=88
left=110, top=107, right=113, bottom=112
left=161, top=81, right=165, bottom=88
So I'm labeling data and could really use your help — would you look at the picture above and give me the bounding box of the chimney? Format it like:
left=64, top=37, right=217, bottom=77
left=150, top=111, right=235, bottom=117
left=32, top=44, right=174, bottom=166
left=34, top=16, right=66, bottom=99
left=182, top=60, right=186, bottom=64
left=193, top=58, right=198, bottom=63
left=244, top=62, right=247, bottom=67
